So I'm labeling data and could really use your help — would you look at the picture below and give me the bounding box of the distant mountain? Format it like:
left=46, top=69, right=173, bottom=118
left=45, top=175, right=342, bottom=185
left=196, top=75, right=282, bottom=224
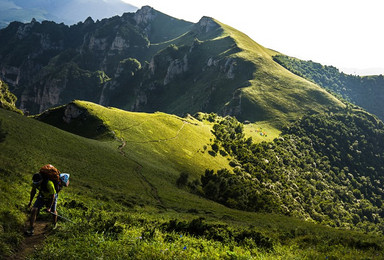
left=0, top=0, right=137, bottom=28
left=274, top=55, right=384, bottom=121
left=0, top=6, right=344, bottom=125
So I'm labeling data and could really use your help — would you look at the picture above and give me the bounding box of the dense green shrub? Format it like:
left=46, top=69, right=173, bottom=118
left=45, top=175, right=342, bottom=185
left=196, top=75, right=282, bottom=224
left=176, top=172, right=189, bottom=187
left=201, top=111, right=384, bottom=234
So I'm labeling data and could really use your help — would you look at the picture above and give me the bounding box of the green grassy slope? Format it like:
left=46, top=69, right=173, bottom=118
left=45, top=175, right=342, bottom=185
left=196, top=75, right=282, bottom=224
left=128, top=18, right=345, bottom=127
left=216, top=21, right=346, bottom=124
left=1, top=104, right=384, bottom=258
left=273, top=55, right=384, bottom=121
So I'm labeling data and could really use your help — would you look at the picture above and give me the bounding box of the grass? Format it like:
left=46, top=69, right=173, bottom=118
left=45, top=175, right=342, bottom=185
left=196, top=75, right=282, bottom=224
left=210, top=20, right=346, bottom=124
left=243, top=121, right=281, bottom=142
left=124, top=17, right=346, bottom=126
left=1, top=103, right=384, bottom=258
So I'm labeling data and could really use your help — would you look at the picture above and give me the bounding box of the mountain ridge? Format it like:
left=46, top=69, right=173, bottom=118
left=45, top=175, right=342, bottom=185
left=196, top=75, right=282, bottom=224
left=0, top=0, right=138, bottom=28
left=0, top=6, right=344, bottom=125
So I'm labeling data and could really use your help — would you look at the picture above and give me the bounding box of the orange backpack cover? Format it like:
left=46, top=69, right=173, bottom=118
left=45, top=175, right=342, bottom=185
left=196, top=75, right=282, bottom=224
left=39, top=164, right=60, bottom=183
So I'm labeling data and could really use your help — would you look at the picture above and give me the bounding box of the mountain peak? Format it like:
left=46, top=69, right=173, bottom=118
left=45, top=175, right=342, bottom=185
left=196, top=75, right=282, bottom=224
left=134, top=5, right=156, bottom=26
left=84, top=16, right=95, bottom=25
left=194, top=16, right=221, bottom=36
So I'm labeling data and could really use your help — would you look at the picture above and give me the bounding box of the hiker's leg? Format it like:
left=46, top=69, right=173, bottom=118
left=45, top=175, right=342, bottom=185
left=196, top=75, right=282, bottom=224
left=29, top=195, right=44, bottom=230
left=29, top=207, right=38, bottom=228
left=51, top=194, right=58, bottom=225
left=53, top=210, right=58, bottom=225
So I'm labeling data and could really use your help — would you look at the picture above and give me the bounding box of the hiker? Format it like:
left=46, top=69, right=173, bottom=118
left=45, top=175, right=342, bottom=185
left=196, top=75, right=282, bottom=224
left=26, top=164, right=69, bottom=235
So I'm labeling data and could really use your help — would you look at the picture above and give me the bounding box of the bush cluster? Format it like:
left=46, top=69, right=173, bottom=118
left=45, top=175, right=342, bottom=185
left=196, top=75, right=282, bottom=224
left=201, top=110, right=384, bottom=233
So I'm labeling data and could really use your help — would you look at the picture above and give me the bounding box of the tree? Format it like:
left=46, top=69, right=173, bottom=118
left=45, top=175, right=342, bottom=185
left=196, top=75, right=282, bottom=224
left=176, top=172, right=189, bottom=187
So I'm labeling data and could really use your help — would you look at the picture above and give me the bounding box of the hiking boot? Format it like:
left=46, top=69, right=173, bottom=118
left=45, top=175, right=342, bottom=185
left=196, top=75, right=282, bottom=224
left=52, top=223, right=58, bottom=230
left=25, top=228, right=34, bottom=236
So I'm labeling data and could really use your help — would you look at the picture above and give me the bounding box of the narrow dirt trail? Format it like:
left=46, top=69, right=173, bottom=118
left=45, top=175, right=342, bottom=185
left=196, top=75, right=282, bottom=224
left=118, top=139, right=165, bottom=209
left=7, top=220, right=51, bottom=260
left=115, top=121, right=190, bottom=209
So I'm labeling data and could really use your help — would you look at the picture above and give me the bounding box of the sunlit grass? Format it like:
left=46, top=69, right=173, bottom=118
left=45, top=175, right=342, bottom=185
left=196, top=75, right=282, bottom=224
left=1, top=105, right=384, bottom=258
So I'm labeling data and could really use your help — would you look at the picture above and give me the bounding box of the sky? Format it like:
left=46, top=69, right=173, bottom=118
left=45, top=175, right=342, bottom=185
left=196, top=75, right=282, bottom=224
left=122, top=0, right=384, bottom=75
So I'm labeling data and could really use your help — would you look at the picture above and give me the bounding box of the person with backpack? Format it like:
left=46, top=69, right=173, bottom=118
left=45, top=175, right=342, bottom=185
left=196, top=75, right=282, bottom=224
left=26, top=164, right=69, bottom=236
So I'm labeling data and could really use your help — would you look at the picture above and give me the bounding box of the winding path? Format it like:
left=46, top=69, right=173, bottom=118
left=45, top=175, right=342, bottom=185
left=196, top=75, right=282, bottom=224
left=7, top=220, right=51, bottom=260
left=116, top=120, right=191, bottom=208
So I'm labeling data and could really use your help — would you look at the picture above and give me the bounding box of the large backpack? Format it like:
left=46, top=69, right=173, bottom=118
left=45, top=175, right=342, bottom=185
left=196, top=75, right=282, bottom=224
left=39, top=164, right=62, bottom=193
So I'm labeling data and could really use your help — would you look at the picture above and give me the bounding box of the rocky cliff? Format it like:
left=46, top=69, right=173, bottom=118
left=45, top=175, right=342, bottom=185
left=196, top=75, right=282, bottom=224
left=0, top=6, right=344, bottom=124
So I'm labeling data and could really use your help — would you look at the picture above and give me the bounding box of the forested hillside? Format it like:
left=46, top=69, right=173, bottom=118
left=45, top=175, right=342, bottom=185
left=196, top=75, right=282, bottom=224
left=200, top=108, right=384, bottom=234
left=274, top=55, right=384, bottom=121
left=0, top=6, right=343, bottom=124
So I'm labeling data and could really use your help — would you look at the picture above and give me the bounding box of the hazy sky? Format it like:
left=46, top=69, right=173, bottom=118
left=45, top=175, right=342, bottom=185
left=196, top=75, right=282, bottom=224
left=123, top=0, right=384, bottom=75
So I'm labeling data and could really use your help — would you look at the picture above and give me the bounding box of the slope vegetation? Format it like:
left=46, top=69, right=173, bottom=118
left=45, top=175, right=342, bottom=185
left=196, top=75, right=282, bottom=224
left=0, top=79, right=22, bottom=114
left=274, top=55, right=384, bottom=121
left=116, top=17, right=345, bottom=125
left=1, top=103, right=384, bottom=259
left=0, top=6, right=344, bottom=126
left=200, top=108, right=384, bottom=234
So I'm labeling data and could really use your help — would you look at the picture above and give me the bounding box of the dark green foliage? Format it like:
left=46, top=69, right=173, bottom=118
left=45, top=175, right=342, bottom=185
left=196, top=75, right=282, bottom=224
left=176, top=172, right=189, bottom=187
left=161, top=217, right=274, bottom=250
left=274, top=55, right=384, bottom=120
left=0, top=120, right=6, bottom=142
left=194, top=112, right=219, bottom=123
left=0, top=80, right=22, bottom=114
left=201, top=111, right=384, bottom=234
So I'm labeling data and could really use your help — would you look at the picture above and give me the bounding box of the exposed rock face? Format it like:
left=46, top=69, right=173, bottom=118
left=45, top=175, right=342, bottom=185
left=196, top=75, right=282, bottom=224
left=134, top=6, right=156, bottom=25
left=88, top=36, right=109, bottom=51
left=16, top=20, right=36, bottom=40
left=206, top=57, right=236, bottom=79
left=0, top=6, right=196, bottom=115
left=222, top=89, right=242, bottom=117
left=164, top=55, right=188, bottom=85
left=1, top=66, right=21, bottom=86
left=224, top=58, right=236, bottom=79
left=19, top=78, right=63, bottom=113
left=110, top=35, right=130, bottom=51
left=84, top=17, right=95, bottom=26
left=63, top=103, right=85, bottom=123
left=196, top=17, right=220, bottom=34
left=207, top=57, right=219, bottom=67
left=133, top=5, right=156, bottom=37
left=132, top=91, right=148, bottom=111
left=148, top=58, right=156, bottom=75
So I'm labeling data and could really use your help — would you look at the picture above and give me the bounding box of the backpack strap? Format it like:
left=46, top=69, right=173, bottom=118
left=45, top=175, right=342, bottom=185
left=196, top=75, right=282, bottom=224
left=39, top=178, right=49, bottom=192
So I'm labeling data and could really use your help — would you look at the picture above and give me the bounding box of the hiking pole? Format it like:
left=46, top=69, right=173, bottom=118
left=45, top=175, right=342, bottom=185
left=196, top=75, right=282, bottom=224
left=49, top=211, right=74, bottom=223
